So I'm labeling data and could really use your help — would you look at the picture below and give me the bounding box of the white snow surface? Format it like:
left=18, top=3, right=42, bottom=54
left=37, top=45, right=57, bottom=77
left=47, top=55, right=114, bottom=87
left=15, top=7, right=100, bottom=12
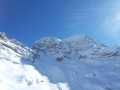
left=0, top=33, right=120, bottom=90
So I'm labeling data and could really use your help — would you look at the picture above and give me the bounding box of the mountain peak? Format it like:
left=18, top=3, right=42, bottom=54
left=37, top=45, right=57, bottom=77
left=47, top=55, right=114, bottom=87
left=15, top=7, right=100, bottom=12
left=64, top=35, right=93, bottom=42
left=36, top=36, right=61, bottom=43
left=0, top=32, right=8, bottom=40
left=32, top=36, right=61, bottom=52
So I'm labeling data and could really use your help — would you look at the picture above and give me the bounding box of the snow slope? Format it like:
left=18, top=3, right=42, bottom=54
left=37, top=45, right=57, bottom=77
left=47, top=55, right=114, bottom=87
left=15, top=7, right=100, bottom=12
left=0, top=32, right=120, bottom=90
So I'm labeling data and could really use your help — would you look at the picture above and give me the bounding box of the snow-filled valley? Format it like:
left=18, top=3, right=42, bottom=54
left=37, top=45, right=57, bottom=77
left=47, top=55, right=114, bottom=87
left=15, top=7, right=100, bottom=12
left=0, top=32, right=120, bottom=90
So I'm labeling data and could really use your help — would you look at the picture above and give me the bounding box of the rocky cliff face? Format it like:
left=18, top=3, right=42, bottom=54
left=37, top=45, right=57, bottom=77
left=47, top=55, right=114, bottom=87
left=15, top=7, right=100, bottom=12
left=32, top=35, right=120, bottom=60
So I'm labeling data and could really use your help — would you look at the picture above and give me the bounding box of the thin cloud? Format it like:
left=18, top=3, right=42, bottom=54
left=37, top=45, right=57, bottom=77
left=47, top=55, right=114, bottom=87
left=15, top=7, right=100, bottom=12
left=101, top=11, right=120, bottom=39
left=64, top=21, right=87, bottom=28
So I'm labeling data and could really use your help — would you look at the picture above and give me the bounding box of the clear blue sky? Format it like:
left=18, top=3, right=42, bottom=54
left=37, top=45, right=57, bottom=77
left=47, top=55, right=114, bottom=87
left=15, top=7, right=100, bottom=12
left=0, top=0, right=120, bottom=46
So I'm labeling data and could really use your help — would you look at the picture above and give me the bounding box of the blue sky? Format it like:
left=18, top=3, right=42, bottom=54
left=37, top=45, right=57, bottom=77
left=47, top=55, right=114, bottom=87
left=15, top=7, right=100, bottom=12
left=0, top=0, right=120, bottom=46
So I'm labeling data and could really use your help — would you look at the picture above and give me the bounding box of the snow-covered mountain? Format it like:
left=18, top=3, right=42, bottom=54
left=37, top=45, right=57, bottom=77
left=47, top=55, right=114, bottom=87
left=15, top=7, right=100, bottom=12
left=0, top=32, right=120, bottom=90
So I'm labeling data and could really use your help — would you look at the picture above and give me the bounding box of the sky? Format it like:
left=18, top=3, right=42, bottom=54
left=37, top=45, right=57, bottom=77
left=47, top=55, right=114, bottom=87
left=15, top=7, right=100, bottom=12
left=0, top=0, right=120, bottom=47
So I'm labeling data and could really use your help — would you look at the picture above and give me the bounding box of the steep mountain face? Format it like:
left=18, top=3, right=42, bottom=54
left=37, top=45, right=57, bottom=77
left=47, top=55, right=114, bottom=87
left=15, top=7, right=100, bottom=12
left=0, top=32, right=120, bottom=90
left=0, top=32, right=36, bottom=60
left=0, top=32, right=44, bottom=90
left=32, top=35, right=107, bottom=60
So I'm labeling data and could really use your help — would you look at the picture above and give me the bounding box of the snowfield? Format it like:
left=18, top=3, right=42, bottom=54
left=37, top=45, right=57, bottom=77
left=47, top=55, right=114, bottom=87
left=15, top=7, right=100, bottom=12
left=0, top=32, right=120, bottom=90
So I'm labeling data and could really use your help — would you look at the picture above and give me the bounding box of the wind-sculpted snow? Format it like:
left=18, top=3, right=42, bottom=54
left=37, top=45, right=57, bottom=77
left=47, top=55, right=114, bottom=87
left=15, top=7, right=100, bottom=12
left=0, top=32, right=120, bottom=90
